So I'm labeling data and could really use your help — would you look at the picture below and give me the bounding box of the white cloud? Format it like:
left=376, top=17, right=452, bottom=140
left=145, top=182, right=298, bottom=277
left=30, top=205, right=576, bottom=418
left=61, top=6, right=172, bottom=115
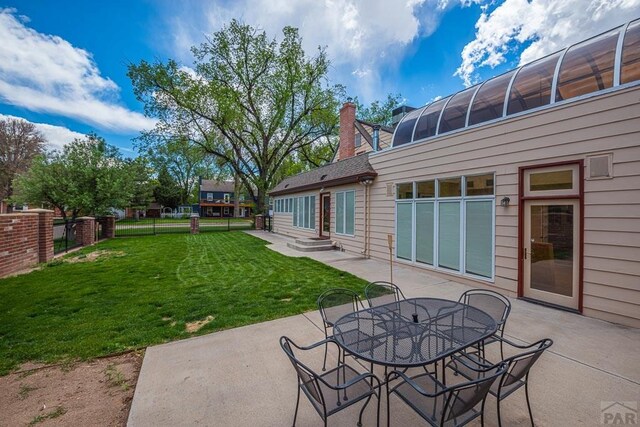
left=455, top=0, right=640, bottom=86
left=0, top=114, right=85, bottom=150
left=0, top=9, right=156, bottom=133
left=163, top=0, right=479, bottom=102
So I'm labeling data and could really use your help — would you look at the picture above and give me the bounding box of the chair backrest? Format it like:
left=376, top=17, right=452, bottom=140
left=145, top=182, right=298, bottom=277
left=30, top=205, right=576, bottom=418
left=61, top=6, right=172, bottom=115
left=317, top=288, right=363, bottom=327
left=459, top=289, right=511, bottom=330
left=501, top=338, right=553, bottom=388
left=443, top=362, right=508, bottom=424
left=280, top=336, right=325, bottom=407
left=364, top=281, right=405, bottom=307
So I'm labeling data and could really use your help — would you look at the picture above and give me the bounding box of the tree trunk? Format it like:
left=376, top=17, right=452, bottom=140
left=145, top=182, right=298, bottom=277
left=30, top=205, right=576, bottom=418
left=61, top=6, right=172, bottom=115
left=233, top=174, right=240, bottom=218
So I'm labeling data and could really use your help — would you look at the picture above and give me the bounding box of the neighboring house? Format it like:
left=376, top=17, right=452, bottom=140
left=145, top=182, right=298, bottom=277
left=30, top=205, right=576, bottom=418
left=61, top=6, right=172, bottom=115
left=270, top=21, right=640, bottom=329
left=198, top=178, right=253, bottom=218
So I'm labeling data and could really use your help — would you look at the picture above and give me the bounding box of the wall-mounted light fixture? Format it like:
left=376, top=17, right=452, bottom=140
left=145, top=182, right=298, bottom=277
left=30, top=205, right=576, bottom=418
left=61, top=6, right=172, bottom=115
left=359, top=177, right=374, bottom=186
left=500, top=196, right=511, bottom=207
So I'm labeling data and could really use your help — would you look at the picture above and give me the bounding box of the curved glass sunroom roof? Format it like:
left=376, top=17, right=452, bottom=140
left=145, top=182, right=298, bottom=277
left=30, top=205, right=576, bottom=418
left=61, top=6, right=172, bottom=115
left=393, top=19, right=640, bottom=148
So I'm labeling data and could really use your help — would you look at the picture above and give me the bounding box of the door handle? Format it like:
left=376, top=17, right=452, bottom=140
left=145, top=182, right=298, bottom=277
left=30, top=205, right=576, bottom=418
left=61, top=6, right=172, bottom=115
left=524, top=247, right=527, bottom=260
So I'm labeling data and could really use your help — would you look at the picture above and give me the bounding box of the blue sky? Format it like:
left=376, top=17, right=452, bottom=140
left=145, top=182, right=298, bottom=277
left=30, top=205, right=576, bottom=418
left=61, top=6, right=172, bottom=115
left=0, top=1, right=638, bottom=153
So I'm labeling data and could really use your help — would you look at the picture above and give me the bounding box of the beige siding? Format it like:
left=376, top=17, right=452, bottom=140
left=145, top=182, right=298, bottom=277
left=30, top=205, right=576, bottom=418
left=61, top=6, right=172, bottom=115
left=272, top=192, right=320, bottom=239
left=367, top=86, right=640, bottom=327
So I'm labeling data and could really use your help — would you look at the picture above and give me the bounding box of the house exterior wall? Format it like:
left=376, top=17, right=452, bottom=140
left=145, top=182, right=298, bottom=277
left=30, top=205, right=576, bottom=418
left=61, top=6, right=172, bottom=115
left=368, top=85, right=640, bottom=328
left=271, top=184, right=366, bottom=254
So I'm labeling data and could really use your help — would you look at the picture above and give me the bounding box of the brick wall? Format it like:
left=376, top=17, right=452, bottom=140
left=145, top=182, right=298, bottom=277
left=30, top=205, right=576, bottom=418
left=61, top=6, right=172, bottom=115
left=0, top=214, right=40, bottom=277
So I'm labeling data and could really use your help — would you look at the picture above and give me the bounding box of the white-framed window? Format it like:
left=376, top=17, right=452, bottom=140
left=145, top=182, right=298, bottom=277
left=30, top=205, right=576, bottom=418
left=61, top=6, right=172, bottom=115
left=395, top=174, right=495, bottom=280
left=292, top=195, right=315, bottom=230
left=335, top=190, right=355, bottom=236
left=224, top=193, right=230, bottom=203
left=207, top=193, right=213, bottom=201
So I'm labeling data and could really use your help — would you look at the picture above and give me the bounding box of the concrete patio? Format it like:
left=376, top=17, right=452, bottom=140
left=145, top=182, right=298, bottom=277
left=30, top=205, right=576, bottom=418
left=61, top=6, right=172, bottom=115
left=128, top=231, right=640, bottom=426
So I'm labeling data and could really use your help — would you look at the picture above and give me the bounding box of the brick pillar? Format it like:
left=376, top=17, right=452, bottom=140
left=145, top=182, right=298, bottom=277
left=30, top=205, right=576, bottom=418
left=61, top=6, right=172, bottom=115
left=190, top=214, right=199, bottom=234
left=98, top=215, right=116, bottom=238
left=26, top=209, right=54, bottom=263
left=76, top=217, right=96, bottom=246
left=255, top=214, right=264, bottom=230
left=338, top=101, right=356, bottom=160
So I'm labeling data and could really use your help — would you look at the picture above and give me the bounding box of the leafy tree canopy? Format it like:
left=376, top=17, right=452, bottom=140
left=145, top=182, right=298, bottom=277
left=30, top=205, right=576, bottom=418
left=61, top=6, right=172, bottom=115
left=353, top=93, right=403, bottom=127
left=12, top=134, right=147, bottom=219
left=128, top=19, right=343, bottom=213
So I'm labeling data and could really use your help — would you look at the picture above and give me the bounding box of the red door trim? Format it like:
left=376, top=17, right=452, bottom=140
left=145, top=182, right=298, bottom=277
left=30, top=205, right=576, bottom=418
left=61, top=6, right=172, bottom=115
left=517, top=160, right=584, bottom=312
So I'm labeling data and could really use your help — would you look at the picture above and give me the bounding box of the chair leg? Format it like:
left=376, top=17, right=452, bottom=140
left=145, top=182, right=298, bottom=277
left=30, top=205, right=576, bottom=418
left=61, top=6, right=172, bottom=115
left=357, top=394, right=373, bottom=427
left=496, top=396, right=502, bottom=427
left=322, top=330, right=329, bottom=371
left=525, top=381, right=535, bottom=426
left=292, top=386, right=301, bottom=427
left=499, top=340, right=504, bottom=360
left=386, top=382, right=391, bottom=427
left=481, top=397, right=487, bottom=427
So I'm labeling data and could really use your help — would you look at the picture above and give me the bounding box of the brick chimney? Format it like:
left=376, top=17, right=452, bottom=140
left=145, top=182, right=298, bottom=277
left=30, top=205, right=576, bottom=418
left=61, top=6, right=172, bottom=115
left=338, top=101, right=356, bottom=161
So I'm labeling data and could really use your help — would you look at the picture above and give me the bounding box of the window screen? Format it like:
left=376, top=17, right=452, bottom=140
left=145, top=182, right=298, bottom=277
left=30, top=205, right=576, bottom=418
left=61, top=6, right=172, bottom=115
left=345, top=191, right=355, bottom=235
left=438, top=202, right=460, bottom=270
left=507, top=52, right=561, bottom=115
left=416, top=202, right=434, bottom=265
left=556, top=28, right=620, bottom=101
left=465, top=201, right=493, bottom=278
left=336, top=193, right=344, bottom=234
left=396, top=203, right=413, bottom=261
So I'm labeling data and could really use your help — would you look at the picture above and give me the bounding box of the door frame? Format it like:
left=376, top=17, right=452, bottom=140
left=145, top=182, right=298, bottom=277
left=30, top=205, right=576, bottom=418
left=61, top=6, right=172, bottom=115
left=320, top=192, right=331, bottom=238
left=517, top=160, right=584, bottom=312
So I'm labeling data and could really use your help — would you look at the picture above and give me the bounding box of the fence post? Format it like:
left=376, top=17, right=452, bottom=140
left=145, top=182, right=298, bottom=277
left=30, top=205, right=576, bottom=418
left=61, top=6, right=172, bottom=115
left=227, top=217, right=230, bottom=231
left=99, top=215, right=116, bottom=239
left=153, top=217, right=156, bottom=235
left=26, top=209, right=54, bottom=263
left=76, top=217, right=96, bottom=246
left=190, top=214, right=200, bottom=234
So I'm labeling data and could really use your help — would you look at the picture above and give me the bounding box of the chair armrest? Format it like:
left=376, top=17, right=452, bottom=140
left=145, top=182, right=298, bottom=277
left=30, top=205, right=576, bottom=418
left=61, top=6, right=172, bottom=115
left=493, top=336, right=553, bottom=351
left=386, top=370, right=446, bottom=397
left=290, top=337, right=340, bottom=352
left=452, top=351, right=495, bottom=371
left=320, top=371, right=381, bottom=391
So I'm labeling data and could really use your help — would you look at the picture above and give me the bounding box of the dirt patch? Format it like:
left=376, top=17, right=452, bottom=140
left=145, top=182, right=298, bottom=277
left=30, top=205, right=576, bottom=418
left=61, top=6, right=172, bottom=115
left=0, top=352, right=143, bottom=427
left=185, top=315, right=215, bottom=333
left=65, top=250, right=126, bottom=264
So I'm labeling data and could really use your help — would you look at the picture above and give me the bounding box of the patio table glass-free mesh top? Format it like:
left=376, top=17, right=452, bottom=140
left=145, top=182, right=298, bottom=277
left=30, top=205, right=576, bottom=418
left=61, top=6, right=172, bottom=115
left=332, top=298, right=497, bottom=368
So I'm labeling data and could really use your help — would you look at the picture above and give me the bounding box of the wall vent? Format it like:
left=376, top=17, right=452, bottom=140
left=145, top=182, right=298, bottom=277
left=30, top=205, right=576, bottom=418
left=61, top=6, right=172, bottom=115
left=587, top=153, right=612, bottom=179
left=386, top=183, right=394, bottom=197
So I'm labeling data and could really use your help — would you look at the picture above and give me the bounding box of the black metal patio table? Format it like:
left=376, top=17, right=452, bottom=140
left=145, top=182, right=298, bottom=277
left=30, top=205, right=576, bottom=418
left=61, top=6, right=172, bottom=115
left=332, top=297, right=497, bottom=368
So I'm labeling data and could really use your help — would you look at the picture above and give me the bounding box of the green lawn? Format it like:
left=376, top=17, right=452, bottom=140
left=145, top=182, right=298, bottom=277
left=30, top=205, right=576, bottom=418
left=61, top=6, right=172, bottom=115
left=0, top=233, right=366, bottom=375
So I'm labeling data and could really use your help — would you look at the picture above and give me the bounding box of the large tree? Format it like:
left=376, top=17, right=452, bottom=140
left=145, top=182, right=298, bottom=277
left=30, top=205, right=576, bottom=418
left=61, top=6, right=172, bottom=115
left=12, top=134, right=141, bottom=219
left=354, top=93, right=403, bottom=127
left=128, top=20, right=342, bottom=213
left=0, top=118, right=46, bottom=206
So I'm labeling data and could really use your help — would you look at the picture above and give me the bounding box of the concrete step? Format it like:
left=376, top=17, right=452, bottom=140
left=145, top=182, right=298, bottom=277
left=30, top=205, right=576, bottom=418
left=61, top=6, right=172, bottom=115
left=294, top=238, right=333, bottom=246
left=287, top=241, right=336, bottom=252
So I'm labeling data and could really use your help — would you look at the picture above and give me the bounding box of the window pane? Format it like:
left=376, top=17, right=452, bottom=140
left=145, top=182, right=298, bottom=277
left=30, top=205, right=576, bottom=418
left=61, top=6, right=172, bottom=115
left=293, top=197, right=298, bottom=226
left=355, top=133, right=362, bottom=147
left=310, top=196, right=316, bottom=229
left=416, top=180, right=435, bottom=198
left=396, top=183, right=414, bottom=199
left=304, top=196, right=310, bottom=228
left=466, top=174, right=494, bottom=196
left=396, top=203, right=413, bottom=261
left=336, top=193, right=344, bottom=234
left=438, top=178, right=461, bottom=197
left=621, top=19, right=640, bottom=84
left=468, top=70, right=515, bottom=125
left=416, top=202, right=434, bottom=265
left=298, top=198, right=303, bottom=226
left=438, top=87, right=477, bottom=134
left=466, top=201, right=493, bottom=278
left=530, top=170, right=573, bottom=191
left=392, top=107, right=424, bottom=146
left=556, top=28, right=619, bottom=101
left=345, top=191, right=355, bottom=235
left=413, top=97, right=449, bottom=140
left=507, top=52, right=561, bottom=115
left=438, top=202, right=460, bottom=270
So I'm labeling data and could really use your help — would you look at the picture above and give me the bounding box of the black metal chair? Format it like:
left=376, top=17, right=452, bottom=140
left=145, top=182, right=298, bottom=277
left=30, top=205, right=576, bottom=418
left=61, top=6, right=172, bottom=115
left=458, top=289, right=511, bottom=359
left=386, top=360, right=508, bottom=426
left=364, top=281, right=406, bottom=308
left=446, top=337, right=553, bottom=426
left=280, top=336, right=381, bottom=427
left=317, top=288, right=367, bottom=371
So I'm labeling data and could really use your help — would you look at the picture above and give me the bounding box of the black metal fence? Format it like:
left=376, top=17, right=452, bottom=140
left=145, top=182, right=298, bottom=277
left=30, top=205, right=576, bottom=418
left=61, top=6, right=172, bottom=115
left=199, top=217, right=254, bottom=233
left=53, top=219, right=82, bottom=254
left=114, top=217, right=254, bottom=237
